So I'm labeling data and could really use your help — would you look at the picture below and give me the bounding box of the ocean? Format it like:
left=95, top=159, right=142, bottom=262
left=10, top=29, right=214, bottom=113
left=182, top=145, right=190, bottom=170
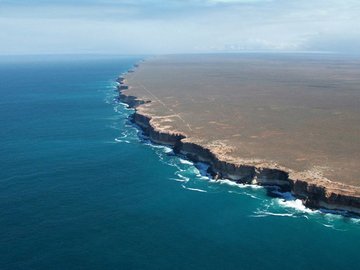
left=0, top=55, right=359, bottom=270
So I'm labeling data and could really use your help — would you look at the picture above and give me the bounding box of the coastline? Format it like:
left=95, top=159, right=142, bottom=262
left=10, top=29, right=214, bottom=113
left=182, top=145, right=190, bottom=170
left=117, top=64, right=360, bottom=217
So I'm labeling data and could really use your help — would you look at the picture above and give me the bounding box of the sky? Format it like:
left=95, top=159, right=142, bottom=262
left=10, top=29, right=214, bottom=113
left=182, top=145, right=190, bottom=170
left=0, top=0, right=359, bottom=55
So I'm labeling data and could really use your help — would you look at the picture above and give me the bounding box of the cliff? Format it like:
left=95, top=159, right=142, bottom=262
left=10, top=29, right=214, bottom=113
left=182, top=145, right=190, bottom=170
left=116, top=69, right=360, bottom=216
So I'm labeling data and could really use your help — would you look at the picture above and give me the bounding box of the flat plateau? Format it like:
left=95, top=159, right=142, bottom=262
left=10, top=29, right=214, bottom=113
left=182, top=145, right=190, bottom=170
left=120, top=54, right=360, bottom=214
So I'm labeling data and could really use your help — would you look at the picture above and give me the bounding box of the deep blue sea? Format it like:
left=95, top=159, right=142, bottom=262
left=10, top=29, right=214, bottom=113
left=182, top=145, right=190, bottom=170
left=0, top=55, right=359, bottom=270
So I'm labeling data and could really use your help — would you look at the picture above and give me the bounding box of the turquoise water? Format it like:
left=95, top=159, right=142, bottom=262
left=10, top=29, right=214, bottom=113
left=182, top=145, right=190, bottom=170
left=0, top=55, right=359, bottom=270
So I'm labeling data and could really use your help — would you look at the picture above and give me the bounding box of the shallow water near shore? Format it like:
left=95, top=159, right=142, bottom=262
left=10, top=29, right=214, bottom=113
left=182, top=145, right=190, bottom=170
left=0, top=55, right=359, bottom=270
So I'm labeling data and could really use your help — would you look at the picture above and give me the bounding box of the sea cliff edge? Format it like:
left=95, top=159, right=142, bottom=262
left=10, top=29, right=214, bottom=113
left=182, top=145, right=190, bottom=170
left=116, top=68, right=360, bottom=216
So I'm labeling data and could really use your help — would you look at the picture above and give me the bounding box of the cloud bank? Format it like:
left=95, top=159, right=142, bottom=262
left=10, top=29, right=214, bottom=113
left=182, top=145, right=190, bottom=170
left=0, top=0, right=359, bottom=54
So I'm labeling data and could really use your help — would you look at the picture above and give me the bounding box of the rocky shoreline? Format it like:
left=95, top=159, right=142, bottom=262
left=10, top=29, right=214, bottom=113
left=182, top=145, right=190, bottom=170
left=116, top=66, right=360, bottom=217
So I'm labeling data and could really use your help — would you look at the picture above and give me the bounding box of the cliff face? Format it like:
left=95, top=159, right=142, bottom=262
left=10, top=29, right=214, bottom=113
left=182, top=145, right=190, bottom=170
left=117, top=84, right=147, bottom=108
left=180, top=143, right=292, bottom=189
left=117, top=74, right=360, bottom=216
left=132, top=112, right=185, bottom=145
left=290, top=179, right=360, bottom=213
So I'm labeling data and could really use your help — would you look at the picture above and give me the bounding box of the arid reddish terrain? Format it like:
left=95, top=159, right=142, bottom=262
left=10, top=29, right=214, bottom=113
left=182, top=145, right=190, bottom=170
left=120, top=54, right=360, bottom=213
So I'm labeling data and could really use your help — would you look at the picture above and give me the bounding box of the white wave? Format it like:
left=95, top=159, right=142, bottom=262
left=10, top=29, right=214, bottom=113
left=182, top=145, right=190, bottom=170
left=187, top=166, right=201, bottom=175
left=114, top=138, right=131, bottom=144
left=163, top=147, right=173, bottom=153
left=228, top=190, right=242, bottom=195
left=213, top=179, right=262, bottom=190
left=250, top=210, right=295, bottom=218
left=317, top=222, right=348, bottom=231
left=115, top=132, right=129, bottom=139
left=146, top=143, right=173, bottom=154
left=175, top=173, right=190, bottom=182
left=117, top=102, right=132, bottom=109
left=276, top=198, right=316, bottom=214
left=322, top=223, right=335, bottom=228
left=350, top=218, right=360, bottom=224
left=243, top=192, right=262, bottom=200
left=179, top=158, right=193, bottom=165
left=181, top=185, right=207, bottom=193
left=174, top=166, right=186, bottom=172
left=249, top=214, right=268, bottom=218
left=263, top=212, right=294, bottom=217
left=169, top=177, right=187, bottom=182
left=216, top=179, right=242, bottom=187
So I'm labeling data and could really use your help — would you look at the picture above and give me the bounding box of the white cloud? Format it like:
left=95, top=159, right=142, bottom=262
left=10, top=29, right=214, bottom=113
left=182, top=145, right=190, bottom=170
left=0, top=0, right=359, bottom=54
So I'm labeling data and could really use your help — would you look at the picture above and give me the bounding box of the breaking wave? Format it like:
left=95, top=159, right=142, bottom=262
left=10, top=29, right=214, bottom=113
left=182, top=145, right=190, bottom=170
left=181, top=185, right=207, bottom=193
